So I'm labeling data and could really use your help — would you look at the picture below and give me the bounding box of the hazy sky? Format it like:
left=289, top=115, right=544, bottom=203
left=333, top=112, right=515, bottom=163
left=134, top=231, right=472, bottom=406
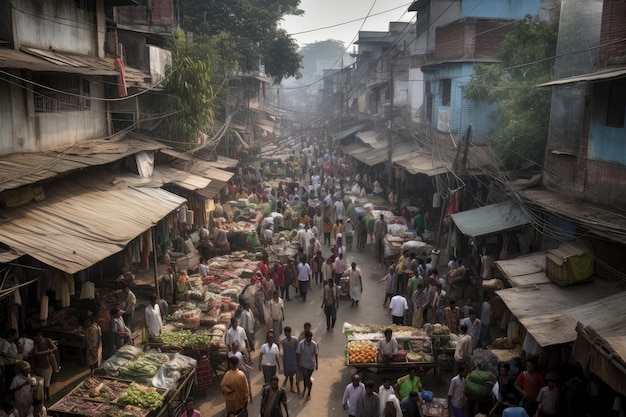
left=280, top=0, right=415, bottom=49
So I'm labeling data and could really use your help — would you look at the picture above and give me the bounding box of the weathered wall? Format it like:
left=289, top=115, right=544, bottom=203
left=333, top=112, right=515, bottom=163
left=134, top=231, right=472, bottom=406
left=461, top=0, right=541, bottom=19
left=584, top=160, right=626, bottom=205
left=14, top=0, right=96, bottom=55
left=0, top=75, right=107, bottom=155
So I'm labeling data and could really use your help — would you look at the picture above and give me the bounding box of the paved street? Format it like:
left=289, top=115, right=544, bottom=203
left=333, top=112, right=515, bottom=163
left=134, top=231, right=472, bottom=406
left=198, top=241, right=452, bottom=417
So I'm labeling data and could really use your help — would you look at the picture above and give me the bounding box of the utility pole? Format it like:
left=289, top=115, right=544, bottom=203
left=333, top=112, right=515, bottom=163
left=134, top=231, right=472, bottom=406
left=434, top=124, right=472, bottom=250
left=385, top=63, right=394, bottom=193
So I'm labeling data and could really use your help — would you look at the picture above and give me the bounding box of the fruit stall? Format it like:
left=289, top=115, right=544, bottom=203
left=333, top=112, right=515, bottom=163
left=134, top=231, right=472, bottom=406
left=48, top=346, right=197, bottom=417
left=343, top=323, right=449, bottom=377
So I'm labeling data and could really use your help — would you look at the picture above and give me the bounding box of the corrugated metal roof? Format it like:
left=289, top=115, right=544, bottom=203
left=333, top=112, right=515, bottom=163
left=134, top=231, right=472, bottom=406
left=394, top=150, right=450, bottom=176
left=536, top=66, right=626, bottom=87
left=515, top=289, right=626, bottom=348
left=195, top=180, right=227, bottom=200
left=450, top=201, right=530, bottom=237
left=152, top=166, right=211, bottom=191
left=354, top=130, right=379, bottom=145
left=0, top=176, right=186, bottom=273
left=0, top=137, right=165, bottom=192
left=0, top=48, right=151, bottom=86
left=341, top=143, right=372, bottom=156
left=494, top=252, right=551, bottom=287
left=332, top=124, right=366, bottom=141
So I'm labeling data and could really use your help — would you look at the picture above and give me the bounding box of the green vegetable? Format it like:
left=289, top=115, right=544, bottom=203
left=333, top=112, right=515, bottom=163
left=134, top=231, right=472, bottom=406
left=118, top=384, right=163, bottom=410
left=160, top=330, right=209, bottom=347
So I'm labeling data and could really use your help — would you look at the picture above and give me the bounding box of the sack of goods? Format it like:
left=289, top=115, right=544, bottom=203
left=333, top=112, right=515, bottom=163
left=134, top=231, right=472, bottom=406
left=464, top=370, right=497, bottom=401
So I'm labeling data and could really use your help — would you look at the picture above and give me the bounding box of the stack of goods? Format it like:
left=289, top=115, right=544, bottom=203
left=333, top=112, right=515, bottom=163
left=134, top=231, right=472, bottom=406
left=343, top=323, right=434, bottom=365
left=421, top=398, right=449, bottom=416
left=159, top=329, right=210, bottom=348
left=117, top=383, right=164, bottom=411
left=347, top=341, right=378, bottom=364
left=168, top=307, right=202, bottom=329
left=204, top=324, right=229, bottom=373
left=50, top=350, right=196, bottom=417
left=407, top=336, right=434, bottom=363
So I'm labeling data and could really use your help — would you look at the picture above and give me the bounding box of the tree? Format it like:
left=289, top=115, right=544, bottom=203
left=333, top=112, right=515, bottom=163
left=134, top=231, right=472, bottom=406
left=180, top=0, right=303, bottom=82
left=464, top=16, right=558, bottom=168
left=299, top=39, right=348, bottom=79
left=158, top=32, right=239, bottom=146
left=263, top=29, right=302, bottom=84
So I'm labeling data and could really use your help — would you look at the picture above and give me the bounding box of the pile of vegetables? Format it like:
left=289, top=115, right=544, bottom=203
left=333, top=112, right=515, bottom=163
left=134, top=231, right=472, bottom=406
left=347, top=341, right=378, bottom=364
left=118, top=355, right=162, bottom=382
left=118, top=383, right=163, bottom=411
left=159, top=329, right=209, bottom=347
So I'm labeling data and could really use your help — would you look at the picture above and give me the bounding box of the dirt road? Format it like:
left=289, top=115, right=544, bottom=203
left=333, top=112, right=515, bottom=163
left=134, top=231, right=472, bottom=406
left=198, top=242, right=452, bottom=417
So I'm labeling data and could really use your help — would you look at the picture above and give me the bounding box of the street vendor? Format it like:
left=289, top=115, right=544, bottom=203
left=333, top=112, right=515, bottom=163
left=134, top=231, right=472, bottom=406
left=213, top=220, right=230, bottom=251
left=395, top=367, right=424, bottom=400
left=378, top=328, right=399, bottom=363
left=144, top=295, right=163, bottom=342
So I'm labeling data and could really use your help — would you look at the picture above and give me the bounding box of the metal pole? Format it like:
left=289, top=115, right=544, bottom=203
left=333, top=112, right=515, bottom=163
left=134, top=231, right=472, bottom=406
left=434, top=124, right=472, bottom=250
left=151, top=225, right=160, bottom=299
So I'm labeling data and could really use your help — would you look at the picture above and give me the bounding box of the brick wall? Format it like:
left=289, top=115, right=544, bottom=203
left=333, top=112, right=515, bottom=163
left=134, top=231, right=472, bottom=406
left=599, top=0, right=626, bottom=64
left=584, top=159, right=626, bottom=205
left=434, top=18, right=514, bottom=61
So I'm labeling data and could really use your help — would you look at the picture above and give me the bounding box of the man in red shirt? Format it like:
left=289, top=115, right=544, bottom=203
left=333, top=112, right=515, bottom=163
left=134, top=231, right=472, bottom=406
left=514, top=358, right=545, bottom=416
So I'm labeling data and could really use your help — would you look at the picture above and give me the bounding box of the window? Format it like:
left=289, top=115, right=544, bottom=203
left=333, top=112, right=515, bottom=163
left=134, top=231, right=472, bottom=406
left=441, top=79, right=451, bottom=106
left=607, top=79, right=626, bottom=127
left=32, top=74, right=91, bottom=113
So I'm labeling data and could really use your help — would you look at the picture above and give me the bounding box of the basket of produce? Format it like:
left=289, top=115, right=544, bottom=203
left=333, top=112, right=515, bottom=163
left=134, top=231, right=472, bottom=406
left=71, top=376, right=131, bottom=402
left=347, top=340, right=378, bottom=364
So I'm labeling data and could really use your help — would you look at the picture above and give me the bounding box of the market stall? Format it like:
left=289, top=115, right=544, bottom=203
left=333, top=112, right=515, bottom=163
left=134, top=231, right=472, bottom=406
left=48, top=346, right=196, bottom=417
left=343, top=323, right=446, bottom=378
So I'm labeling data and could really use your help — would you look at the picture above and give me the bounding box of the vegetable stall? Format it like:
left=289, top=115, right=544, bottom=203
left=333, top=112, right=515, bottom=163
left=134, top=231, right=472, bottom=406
left=343, top=323, right=450, bottom=379
left=48, top=346, right=197, bottom=417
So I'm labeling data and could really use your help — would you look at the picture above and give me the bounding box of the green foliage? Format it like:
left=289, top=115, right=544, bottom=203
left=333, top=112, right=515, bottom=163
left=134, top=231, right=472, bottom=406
left=159, top=32, right=239, bottom=145
left=464, top=16, right=558, bottom=168
left=263, top=29, right=302, bottom=83
left=180, top=0, right=303, bottom=82
left=299, top=39, right=347, bottom=78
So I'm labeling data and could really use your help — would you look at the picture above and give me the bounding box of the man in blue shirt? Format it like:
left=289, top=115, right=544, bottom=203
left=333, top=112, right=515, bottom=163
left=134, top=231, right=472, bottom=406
left=502, top=393, right=529, bottom=417
left=400, top=391, right=424, bottom=417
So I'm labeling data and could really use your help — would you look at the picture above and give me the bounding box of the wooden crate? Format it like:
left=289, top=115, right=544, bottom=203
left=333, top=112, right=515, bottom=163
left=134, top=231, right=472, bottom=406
left=546, top=243, right=594, bottom=286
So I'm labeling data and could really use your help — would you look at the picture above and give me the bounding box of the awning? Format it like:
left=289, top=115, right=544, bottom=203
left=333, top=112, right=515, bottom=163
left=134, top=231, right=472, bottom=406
left=450, top=201, right=530, bottom=237
left=0, top=177, right=186, bottom=274
left=536, top=67, right=626, bottom=87
left=195, top=181, right=226, bottom=200
left=332, top=124, right=366, bottom=142
left=152, top=166, right=211, bottom=191
left=573, top=320, right=626, bottom=396
left=494, top=252, right=551, bottom=287
left=0, top=136, right=164, bottom=192
left=355, top=130, right=380, bottom=146
left=520, top=290, right=626, bottom=350
left=341, top=142, right=372, bottom=157
left=394, top=150, right=450, bottom=176
left=521, top=188, right=626, bottom=243
left=0, top=48, right=151, bottom=86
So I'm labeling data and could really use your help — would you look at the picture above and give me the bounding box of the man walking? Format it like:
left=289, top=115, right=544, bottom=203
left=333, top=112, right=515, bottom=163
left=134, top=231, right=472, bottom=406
left=297, top=257, right=312, bottom=302
left=296, top=330, right=318, bottom=400
left=374, top=213, right=388, bottom=262
left=344, top=261, right=363, bottom=307
left=342, top=374, right=365, bottom=417
left=279, top=327, right=299, bottom=393
left=221, top=356, right=249, bottom=417
left=321, top=278, right=339, bottom=331
left=448, top=366, right=469, bottom=417
left=389, top=293, right=409, bottom=325
left=260, top=376, right=289, bottom=417
left=356, top=380, right=379, bottom=417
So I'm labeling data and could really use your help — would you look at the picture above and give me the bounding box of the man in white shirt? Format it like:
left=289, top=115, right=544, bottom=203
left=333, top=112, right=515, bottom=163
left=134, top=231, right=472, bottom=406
left=378, top=377, right=396, bottom=417
left=378, top=328, right=399, bottom=363
left=342, top=374, right=365, bottom=417
left=225, top=317, right=250, bottom=362
left=389, top=294, right=408, bottom=325
left=448, top=367, right=469, bottom=417
left=333, top=199, right=345, bottom=223
left=144, top=295, right=163, bottom=342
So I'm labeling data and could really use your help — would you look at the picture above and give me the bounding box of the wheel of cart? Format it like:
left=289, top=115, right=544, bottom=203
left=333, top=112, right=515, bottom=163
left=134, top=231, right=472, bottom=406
left=338, top=276, right=350, bottom=298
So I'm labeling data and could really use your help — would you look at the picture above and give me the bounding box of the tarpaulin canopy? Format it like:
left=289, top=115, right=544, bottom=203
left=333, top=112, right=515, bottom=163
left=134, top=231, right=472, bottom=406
left=451, top=201, right=530, bottom=237
left=0, top=176, right=186, bottom=273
